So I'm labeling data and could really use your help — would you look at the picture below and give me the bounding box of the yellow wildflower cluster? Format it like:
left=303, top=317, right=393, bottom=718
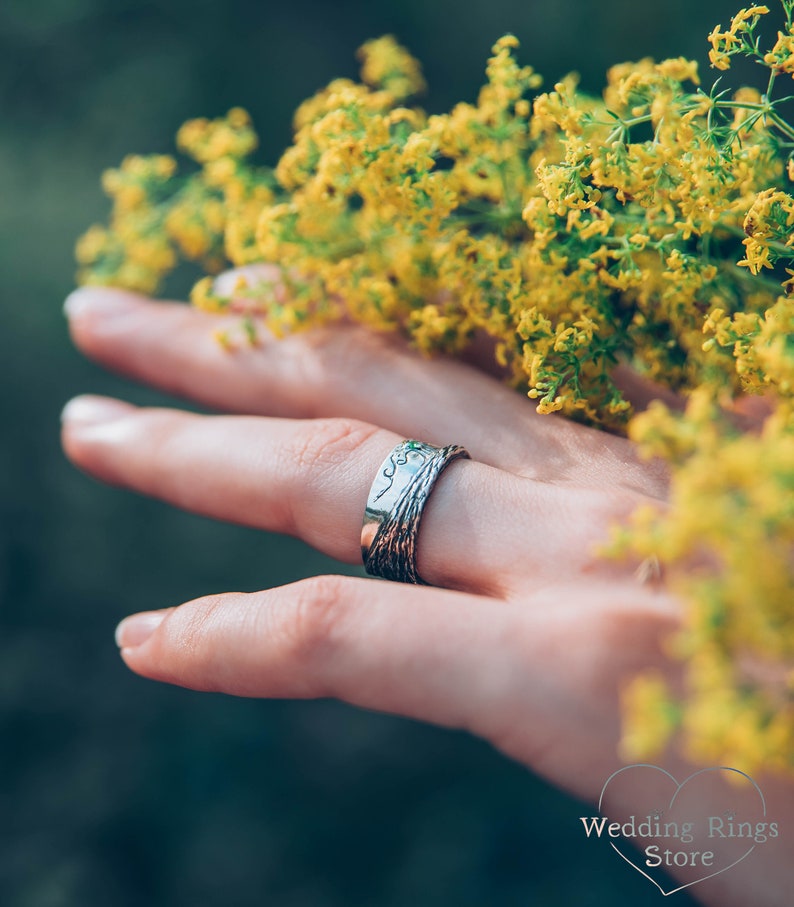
left=77, top=3, right=794, bottom=773
left=75, top=154, right=179, bottom=293
left=708, top=6, right=772, bottom=70
left=739, top=187, right=794, bottom=274
left=612, top=386, right=794, bottom=773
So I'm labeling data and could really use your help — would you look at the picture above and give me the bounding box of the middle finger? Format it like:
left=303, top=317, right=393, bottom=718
left=65, top=286, right=670, bottom=496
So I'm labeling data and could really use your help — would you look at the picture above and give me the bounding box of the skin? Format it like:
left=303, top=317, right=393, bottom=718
left=61, top=272, right=791, bottom=905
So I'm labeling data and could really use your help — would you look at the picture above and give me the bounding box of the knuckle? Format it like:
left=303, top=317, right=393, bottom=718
left=573, top=606, right=681, bottom=700
left=290, top=417, right=380, bottom=475
left=595, top=604, right=680, bottom=658
left=280, top=575, right=350, bottom=669
left=563, top=483, right=651, bottom=525
left=164, top=593, right=233, bottom=664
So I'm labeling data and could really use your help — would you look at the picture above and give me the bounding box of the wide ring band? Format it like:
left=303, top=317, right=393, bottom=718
left=361, top=440, right=471, bottom=585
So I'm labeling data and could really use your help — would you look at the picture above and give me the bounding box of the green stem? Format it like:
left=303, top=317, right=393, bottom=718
left=764, top=67, right=777, bottom=106
left=622, top=114, right=653, bottom=127
left=769, top=111, right=794, bottom=142
left=713, top=101, right=767, bottom=111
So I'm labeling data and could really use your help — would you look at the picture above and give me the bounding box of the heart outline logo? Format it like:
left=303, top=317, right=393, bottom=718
left=597, top=764, right=766, bottom=896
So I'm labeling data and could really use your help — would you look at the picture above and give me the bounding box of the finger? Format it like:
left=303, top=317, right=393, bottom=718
left=61, top=396, right=651, bottom=595
left=61, top=396, right=531, bottom=595
left=63, top=284, right=584, bottom=474
left=66, top=266, right=513, bottom=421
left=114, top=575, right=682, bottom=798
left=114, top=578, right=513, bottom=729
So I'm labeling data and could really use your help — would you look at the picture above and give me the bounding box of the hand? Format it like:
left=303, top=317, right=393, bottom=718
left=61, top=272, right=788, bottom=906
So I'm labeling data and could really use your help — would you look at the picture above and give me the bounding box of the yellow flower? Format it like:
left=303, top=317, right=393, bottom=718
left=709, top=6, right=770, bottom=69
left=357, top=36, right=426, bottom=100
left=657, top=57, right=700, bottom=84
left=764, top=27, right=794, bottom=74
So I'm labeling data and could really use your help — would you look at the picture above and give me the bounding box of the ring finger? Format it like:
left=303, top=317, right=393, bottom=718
left=60, top=396, right=643, bottom=597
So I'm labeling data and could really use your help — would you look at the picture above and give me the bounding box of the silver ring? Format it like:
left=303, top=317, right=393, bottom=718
left=361, top=440, right=471, bottom=584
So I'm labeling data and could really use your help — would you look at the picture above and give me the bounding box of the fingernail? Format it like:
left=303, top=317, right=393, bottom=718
left=115, top=611, right=166, bottom=649
left=64, top=287, right=139, bottom=321
left=61, top=394, right=131, bottom=426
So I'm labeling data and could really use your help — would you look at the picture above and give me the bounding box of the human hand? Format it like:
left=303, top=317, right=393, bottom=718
left=60, top=271, right=787, bottom=905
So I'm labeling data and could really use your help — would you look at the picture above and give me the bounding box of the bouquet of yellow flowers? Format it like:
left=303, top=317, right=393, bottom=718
left=76, top=3, right=794, bottom=773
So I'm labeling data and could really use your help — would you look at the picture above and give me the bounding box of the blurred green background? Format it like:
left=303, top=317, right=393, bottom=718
left=0, top=1, right=750, bottom=904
